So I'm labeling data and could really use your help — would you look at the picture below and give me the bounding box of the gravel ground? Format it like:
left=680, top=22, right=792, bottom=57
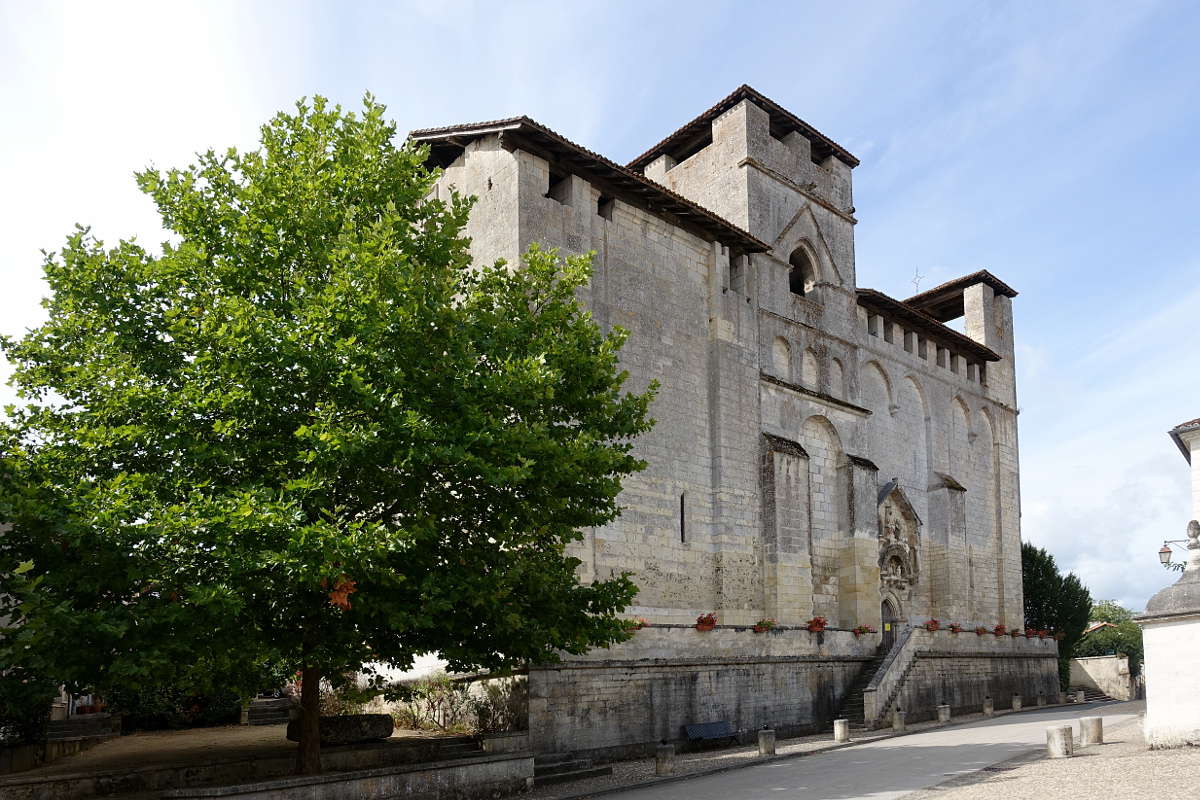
left=529, top=708, right=1024, bottom=800
left=900, top=716, right=1200, bottom=800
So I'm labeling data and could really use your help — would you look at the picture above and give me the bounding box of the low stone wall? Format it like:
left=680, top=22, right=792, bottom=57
left=1070, top=655, right=1135, bottom=701
left=159, top=753, right=533, bottom=800
left=0, top=735, right=478, bottom=800
left=529, top=625, right=875, bottom=759
left=868, top=629, right=1059, bottom=725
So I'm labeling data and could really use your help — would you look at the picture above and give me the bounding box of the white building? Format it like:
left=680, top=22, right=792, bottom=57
left=1137, top=418, right=1200, bottom=747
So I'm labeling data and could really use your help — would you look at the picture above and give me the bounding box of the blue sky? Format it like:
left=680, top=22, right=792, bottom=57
left=2, top=0, right=1198, bottom=610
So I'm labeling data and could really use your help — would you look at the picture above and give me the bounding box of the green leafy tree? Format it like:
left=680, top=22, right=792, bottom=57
left=0, top=96, right=653, bottom=773
left=1077, top=600, right=1143, bottom=676
left=1022, top=542, right=1092, bottom=689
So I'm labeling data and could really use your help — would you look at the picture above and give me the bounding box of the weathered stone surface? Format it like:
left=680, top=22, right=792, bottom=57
left=1080, top=716, right=1103, bottom=746
left=286, top=714, right=393, bottom=745
left=418, top=85, right=1036, bottom=758
left=1046, top=725, right=1073, bottom=758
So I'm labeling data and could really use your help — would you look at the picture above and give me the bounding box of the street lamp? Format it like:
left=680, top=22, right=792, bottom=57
left=1160, top=539, right=1189, bottom=570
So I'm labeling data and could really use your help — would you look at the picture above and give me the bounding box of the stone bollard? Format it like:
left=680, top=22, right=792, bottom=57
left=1012, top=693, right=1023, bottom=711
left=239, top=701, right=250, bottom=726
left=893, top=708, right=907, bottom=732
left=1080, top=716, right=1104, bottom=746
left=1037, top=692, right=1047, bottom=707
left=833, top=718, right=850, bottom=743
left=758, top=727, right=776, bottom=756
left=937, top=704, right=951, bottom=723
left=1075, top=689, right=1086, bottom=704
left=1046, top=725, right=1074, bottom=758
left=983, top=696, right=994, bottom=717
left=655, top=742, right=675, bottom=776
left=1058, top=692, right=1068, bottom=705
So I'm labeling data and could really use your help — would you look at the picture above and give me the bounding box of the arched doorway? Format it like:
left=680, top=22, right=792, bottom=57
left=881, top=598, right=899, bottom=652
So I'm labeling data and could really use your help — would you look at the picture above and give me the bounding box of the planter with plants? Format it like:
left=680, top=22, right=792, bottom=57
left=923, top=618, right=941, bottom=632
left=947, top=622, right=963, bottom=634
left=695, top=613, right=717, bottom=632
left=974, top=626, right=988, bottom=636
left=851, top=625, right=877, bottom=638
left=993, top=624, right=1007, bottom=637
left=805, top=616, right=828, bottom=633
left=752, top=618, right=777, bottom=634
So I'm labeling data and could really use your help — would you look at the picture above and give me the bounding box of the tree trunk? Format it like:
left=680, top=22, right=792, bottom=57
left=296, top=662, right=322, bottom=775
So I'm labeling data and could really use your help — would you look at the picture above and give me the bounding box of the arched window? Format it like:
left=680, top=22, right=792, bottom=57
left=788, top=246, right=817, bottom=296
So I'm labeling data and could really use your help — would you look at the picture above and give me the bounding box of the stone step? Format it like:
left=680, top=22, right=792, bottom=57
left=535, top=758, right=594, bottom=776
left=533, top=764, right=612, bottom=786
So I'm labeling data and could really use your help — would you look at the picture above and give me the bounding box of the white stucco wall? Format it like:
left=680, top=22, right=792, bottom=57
left=1141, top=613, right=1200, bottom=747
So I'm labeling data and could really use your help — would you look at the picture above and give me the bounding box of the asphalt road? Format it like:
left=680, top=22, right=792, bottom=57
left=604, top=701, right=1143, bottom=800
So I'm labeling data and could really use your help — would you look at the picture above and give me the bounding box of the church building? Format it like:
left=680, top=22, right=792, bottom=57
left=411, top=86, right=1057, bottom=758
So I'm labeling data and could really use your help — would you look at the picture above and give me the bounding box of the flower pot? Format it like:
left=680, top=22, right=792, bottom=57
left=807, top=625, right=825, bottom=633
left=753, top=625, right=769, bottom=633
left=695, top=622, right=716, bottom=632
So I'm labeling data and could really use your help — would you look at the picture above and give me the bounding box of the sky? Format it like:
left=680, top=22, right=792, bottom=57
left=2, top=0, right=1198, bottom=611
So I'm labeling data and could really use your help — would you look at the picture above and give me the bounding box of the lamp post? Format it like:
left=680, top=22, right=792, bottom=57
left=1159, top=540, right=1189, bottom=571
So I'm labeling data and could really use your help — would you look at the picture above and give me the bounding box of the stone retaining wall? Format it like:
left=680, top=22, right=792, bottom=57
left=159, top=753, right=532, bottom=800
left=530, top=626, right=873, bottom=759
left=529, top=626, right=1059, bottom=756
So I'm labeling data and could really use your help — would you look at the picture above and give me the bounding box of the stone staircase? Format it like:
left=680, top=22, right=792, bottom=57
left=45, top=712, right=121, bottom=741
left=246, top=697, right=293, bottom=726
left=1069, top=686, right=1118, bottom=703
left=533, top=754, right=613, bottom=786
left=833, top=651, right=888, bottom=729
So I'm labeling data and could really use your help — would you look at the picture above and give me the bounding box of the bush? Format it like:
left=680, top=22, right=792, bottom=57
left=388, top=673, right=474, bottom=733
left=471, top=677, right=528, bottom=734
left=0, top=669, right=57, bottom=746
left=106, top=684, right=242, bottom=731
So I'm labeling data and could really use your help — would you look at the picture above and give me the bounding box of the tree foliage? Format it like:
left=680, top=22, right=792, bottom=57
left=0, top=95, right=654, bottom=771
left=1022, top=542, right=1092, bottom=689
left=1077, top=600, right=1143, bottom=676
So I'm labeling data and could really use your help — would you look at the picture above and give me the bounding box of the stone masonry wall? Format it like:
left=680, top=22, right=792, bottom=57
left=528, top=627, right=873, bottom=759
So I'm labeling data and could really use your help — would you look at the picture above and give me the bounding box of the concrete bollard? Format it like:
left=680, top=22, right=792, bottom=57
left=833, top=718, right=850, bottom=743
left=1046, top=725, right=1074, bottom=758
left=239, top=702, right=250, bottom=726
left=1058, top=692, right=1068, bottom=705
left=893, top=708, right=907, bottom=732
left=1075, top=689, right=1086, bottom=704
left=937, top=704, right=951, bottom=723
left=1037, top=693, right=1047, bottom=707
left=655, top=742, right=675, bottom=776
left=1012, top=693, right=1023, bottom=711
left=1080, top=716, right=1104, bottom=746
left=758, top=727, right=776, bottom=756
left=983, top=696, right=994, bottom=717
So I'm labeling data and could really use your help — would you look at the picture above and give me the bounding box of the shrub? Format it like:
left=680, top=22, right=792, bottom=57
left=0, top=669, right=57, bottom=746
left=388, top=673, right=474, bottom=733
left=106, top=684, right=242, bottom=731
left=470, top=677, right=528, bottom=734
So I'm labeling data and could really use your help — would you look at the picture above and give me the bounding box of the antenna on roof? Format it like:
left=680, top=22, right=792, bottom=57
left=912, top=267, right=926, bottom=294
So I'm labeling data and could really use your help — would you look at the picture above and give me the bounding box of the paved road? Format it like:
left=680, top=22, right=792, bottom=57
left=607, top=701, right=1143, bottom=800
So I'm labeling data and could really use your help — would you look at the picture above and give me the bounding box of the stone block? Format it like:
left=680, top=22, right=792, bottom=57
left=1080, top=716, right=1103, bottom=746
left=1046, top=725, right=1073, bottom=758
left=655, top=743, right=675, bottom=776
left=286, top=714, right=393, bottom=745
left=833, top=718, right=849, bottom=742
left=758, top=728, right=776, bottom=755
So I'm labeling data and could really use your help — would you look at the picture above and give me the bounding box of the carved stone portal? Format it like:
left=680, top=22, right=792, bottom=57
left=878, top=479, right=921, bottom=597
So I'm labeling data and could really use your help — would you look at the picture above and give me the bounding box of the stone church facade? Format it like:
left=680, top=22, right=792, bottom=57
left=412, top=86, right=1056, bottom=757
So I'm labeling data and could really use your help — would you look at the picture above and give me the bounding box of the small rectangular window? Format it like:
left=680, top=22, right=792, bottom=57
left=868, top=316, right=879, bottom=337
left=883, top=321, right=894, bottom=344
left=546, top=170, right=571, bottom=205
left=903, top=331, right=915, bottom=353
left=597, top=195, right=614, bottom=220
left=680, top=493, right=686, bottom=543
